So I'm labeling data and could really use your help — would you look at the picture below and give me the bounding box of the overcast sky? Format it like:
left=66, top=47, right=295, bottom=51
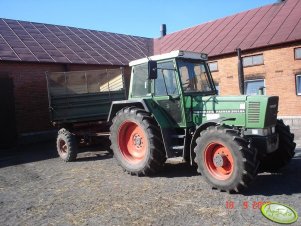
left=0, top=0, right=277, bottom=38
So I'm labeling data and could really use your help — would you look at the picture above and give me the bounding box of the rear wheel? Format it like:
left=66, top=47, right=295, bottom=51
left=260, top=119, right=296, bottom=172
left=110, top=107, right=166, bottom=176
left=56, top=128, right=78, bottom=162
left=194, top=126, right=259, bottom=193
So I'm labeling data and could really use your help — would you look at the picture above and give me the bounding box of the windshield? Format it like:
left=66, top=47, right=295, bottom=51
left=178, top=60, right=214, bottom=93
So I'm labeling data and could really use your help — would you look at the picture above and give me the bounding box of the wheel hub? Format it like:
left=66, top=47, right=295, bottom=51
left=59, top=139, right=67, bottom=154
left=213, top=154, right=228, bottom=167
left=118, top=120, right=148, bottom=164
left=133, top=134, right=143, bottom=148
left=204, top=142, right=234, bottom=180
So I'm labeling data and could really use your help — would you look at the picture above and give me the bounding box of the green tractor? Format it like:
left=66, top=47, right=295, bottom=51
left=108, top=50, right=296, bottom=192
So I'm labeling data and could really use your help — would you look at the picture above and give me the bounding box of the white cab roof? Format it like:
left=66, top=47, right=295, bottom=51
left=129, top=50, right=208, bottom=66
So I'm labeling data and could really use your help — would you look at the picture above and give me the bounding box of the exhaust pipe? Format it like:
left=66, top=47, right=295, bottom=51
left=160, top=24, right=166, bottom=37
left=236, top=48, right=245, bottom=95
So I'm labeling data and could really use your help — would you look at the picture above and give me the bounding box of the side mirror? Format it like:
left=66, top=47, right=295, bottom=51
left=148, top=60, right=157, bottom=79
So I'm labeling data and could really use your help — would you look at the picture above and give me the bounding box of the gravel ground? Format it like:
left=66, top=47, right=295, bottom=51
left=0, top=141, right=300, bottom=226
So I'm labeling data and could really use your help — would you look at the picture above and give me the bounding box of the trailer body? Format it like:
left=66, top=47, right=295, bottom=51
left=46, top=68, right=126, bottom=125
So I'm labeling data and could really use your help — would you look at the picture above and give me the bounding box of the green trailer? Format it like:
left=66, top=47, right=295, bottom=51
left=46, top=68, right=126, bottom=161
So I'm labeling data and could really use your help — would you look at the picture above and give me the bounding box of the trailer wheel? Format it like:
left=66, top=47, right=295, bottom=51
left=56, top=128, right=78, bottom=162
left=194, top=126, right=259, bottom=193
left=260, top=119, right=296, bottom=172
left=110, top=107, right=166, bottom=176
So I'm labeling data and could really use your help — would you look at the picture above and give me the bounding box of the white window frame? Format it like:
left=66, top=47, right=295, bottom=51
left=244, top=79, right=265, bottom=95
left=243, top=54, right=264, bottom=67
left=296, top=74, right=301, bottom=96
left=215, top=84, right=220, bottom=95
left=295, top=48, right=301, bottom=60
left=208, top=61, right=218, bottom=72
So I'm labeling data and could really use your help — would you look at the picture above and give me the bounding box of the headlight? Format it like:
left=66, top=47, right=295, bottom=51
left=252, top=129, right=259, bottom=135
left=251, top=128, right=270, bottom=135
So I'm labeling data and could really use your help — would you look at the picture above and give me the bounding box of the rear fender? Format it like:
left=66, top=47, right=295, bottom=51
left=107, top=100, right=149, bottom=122
left=107, top=99, right=172, bottom=158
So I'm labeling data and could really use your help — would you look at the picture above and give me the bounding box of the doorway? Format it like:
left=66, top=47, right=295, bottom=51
left=0, top=74, right=17, bottom=148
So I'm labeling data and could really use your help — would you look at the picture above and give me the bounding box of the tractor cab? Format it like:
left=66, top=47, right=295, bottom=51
left=129, top=50, right=217, bottom=128
left=129, top=50, right=217, bottom=96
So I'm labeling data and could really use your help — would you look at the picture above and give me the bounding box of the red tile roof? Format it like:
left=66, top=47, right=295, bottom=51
left=154, top=0, right=301, bottom=57
left=0, top=18, right=152, bottom=65
left=1, top=0, right=300, bottom=65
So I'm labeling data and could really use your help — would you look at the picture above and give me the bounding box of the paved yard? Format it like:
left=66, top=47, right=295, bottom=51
left=0, top=142, right=300, bottom=226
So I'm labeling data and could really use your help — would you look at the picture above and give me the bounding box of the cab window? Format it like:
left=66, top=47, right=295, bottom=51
left=131, top=63, right=148, bottom=97
left=178, top=60, right=213, bottom=93
left=155, top=61, right=179, bottom=96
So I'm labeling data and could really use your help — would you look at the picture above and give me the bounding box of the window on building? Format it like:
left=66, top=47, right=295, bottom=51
left=296, top=75, right=301, bottom=95
left=244, top=79, right=265, bottom=95
left=243, top=54, right=264, bottom=67
left=295, top=48, right=301, bottom=60
left=215, top=84, right=220, bottom=95
left=208, top=61, right=218, bottom=72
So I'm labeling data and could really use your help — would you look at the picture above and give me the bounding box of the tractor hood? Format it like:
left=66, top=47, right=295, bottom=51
left=185, top=95, right=278, bottom=128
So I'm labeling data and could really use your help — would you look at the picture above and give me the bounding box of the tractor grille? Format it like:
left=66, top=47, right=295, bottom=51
left=248, top=102, right=260, bottom=124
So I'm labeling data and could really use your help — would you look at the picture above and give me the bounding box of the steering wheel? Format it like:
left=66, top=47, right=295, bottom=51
left=182, top=82, right=191, bottom=91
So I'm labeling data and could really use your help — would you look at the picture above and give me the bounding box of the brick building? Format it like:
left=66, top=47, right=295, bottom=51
left=0, top=19, right=151, bottom=147
left=0, top=0, right=300, bottom=146
left=153, top=0, right=301, bottom=145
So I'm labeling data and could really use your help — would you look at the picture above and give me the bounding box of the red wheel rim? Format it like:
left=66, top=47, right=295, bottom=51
left=58, top=139, right=68, bottom=158
left=118, top=121, right=148, bottom=164
left=204, top=142, right=234, bottom=180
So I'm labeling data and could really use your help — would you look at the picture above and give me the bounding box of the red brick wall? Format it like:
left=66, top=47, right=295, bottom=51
left=0, top=61, right=128, bottom=134
left=2, top=43, right=300, bottom=136
left=209, top=43, right=301, bottom=116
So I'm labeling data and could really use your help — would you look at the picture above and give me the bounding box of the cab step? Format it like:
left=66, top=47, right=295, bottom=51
left=171, top=134, right=185, bottom=139
left=171, top=145, right=184, bottom=150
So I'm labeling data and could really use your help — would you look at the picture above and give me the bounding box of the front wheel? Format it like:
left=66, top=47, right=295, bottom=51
left=260, top=119, right=296, bottom=172
left=194, top=126, right=259, bottom=193
left=109, top=107, right=166, bottom=176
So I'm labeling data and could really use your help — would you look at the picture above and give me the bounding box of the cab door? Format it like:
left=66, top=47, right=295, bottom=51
left=152, top=60, right=186, bottom=127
